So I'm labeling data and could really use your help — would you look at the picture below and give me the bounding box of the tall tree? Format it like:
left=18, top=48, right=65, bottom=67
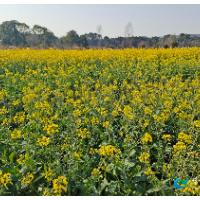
left=0, top=20, right=22, bottom=46
left=124, top=22, right=133, bottom=38
left=85, top=32, right=99, bottom=46
left=33, top=25, right=47, bottom=48
left=150, top=36, right=160, bottom=47
left=16, top=23, right=30, bottom=46
left=32, top=25, right=56, bottom=48
left=63, top=30, right=79, bottom=48
left=96, top=24, right=103, bottom=47
left=103, top=36, right=110, bottom=47
left=124, top=22, right=134, bottom=47
left=79, top=34, right=88, bottom=48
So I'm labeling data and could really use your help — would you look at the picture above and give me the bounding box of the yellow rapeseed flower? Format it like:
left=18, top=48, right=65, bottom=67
left=22, top=172, right=34, bottom=184
left=141, top=133, right=153, bottom=143
left=53, top=176, right=68, bottom=195
left=162, top=134, right=171, bottom=142
left=0, top=171, right=12, bottom=189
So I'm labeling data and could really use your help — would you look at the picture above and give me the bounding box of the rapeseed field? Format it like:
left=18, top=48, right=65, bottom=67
left=0, top=48, right=200, bottom=195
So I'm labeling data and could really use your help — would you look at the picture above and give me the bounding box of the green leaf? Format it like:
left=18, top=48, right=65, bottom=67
left=135, top=169, right=145, bottom=177
left=74, top=183, right=86, bottom=196
left=21, top=141, right=27, bottom=146
left=44, top=164, right=47, bottom=171
left=9, top=151, right=15, bottom=163
left=146, top=187, right=161, bottom=194
left=33, top=175, right=43, bottom=183
left=19, top=166, right=27, bottom=174
left=100, top=178, right=109, bottom=194
left=91, top=185, right=98, bottom=196
left=10, top=174, right=18, bottom=182
left=124, top=159, right=135, bottom=168
left=135, top=183, right=147, bottom=194
left=4, top=148, right=7, bottom=157
left=99, top=131, right=108, bottom=141
left=163, top=186, right=174, bottom=191
left=129, top=149, right=136, bottom=157
left=132, top=174, right=147, bottom=183
left=107, top=181, right=118, bottom=194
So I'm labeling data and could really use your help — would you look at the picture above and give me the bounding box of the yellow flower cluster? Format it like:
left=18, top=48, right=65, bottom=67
left=13, top=112, right=25, bottom=124
left=91, top=168, right=103, bottom=180
left=12, top=99, right=20, bottom=106
left=91, top=117, right=99, bottom=125
left=163, top=163, right=171, bottom=172
left=101, top=165, right=109, bottom=171
left=22, top=172, right=34, bottom=184
left=153, top=114, right=162, bottom=123
left=102, top=121, right=109, bottom=128
left=141, top=133, right=153, bottom=143
left=123, top=105, right=133, bottom=120
left=0, top=171, right=12, bottom=189
left=74, top=152, right=83, bottom=161
left=173, top=141, right=187, bottom=154
left=100, top=145, right=121, bottom=159
left=138, top=152, right=150, bottom=163
left=37, top=136, right=50, bottom=147
left=34, top=101, right=53, bottom=115
left=16, top=154, right=29, bottom=164
left=181, top=180, right=200, bottom=195
left=91, top=168, right=101, bottom=175
left=89, top=148, right=99, bottom=154
left=0, top=106, right=7, bottom=115
left=43, top=122, right=59, bottom=135
left=162, top=134, right=171, bottom=142
left=43, top=168, right=55, bottom=181
left=1, top=118, right=11, bottom=126
left=0, top=89, right=7, bottom=101
left=144, top=167, right=155, bottom=175
left=178, top=132, right=192, bottom=144
left=77, top=128, right=90, bottom=139
left=187, top=151, right=199, bottom=158
left=144, top=107, right=152, bottom=115
left=53, top=176, right=68, bottom=195
left=11, top=129, right=21, bottom=139
left=97, top=107, right=108, bottom=117
left=194, top=120, right=200, bottom=128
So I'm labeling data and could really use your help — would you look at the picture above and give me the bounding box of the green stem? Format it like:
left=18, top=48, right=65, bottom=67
left=30, top=183, right=40, bottom=196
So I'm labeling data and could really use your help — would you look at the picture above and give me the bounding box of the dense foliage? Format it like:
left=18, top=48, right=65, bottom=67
left=1, top=20, right=200, bottom=49
left=0, top=48, right=200, bottom=196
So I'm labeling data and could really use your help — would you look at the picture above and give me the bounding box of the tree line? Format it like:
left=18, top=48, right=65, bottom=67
left=1, top=20, right=200, bottom=49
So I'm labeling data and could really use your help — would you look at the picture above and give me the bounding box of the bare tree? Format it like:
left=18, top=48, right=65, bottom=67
left=96, top=24, right=103, bottom=47
left=124, top=22, right=134, bottom=48
left=97, top=24, right=103, bottom=37
left=162, top=34, right=177, bottom=48
left=124, top=22, right=133, bottom=38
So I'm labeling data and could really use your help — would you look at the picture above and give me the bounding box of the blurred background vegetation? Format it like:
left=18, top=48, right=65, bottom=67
left=1, top=20, right=200, bottom=49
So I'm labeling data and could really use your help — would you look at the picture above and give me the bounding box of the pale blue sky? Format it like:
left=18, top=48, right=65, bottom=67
left=0, top=4, right=200, bottom=38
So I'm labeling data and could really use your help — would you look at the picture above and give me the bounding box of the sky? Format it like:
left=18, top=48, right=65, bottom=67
left=0, top=4, right=200, bottom=38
